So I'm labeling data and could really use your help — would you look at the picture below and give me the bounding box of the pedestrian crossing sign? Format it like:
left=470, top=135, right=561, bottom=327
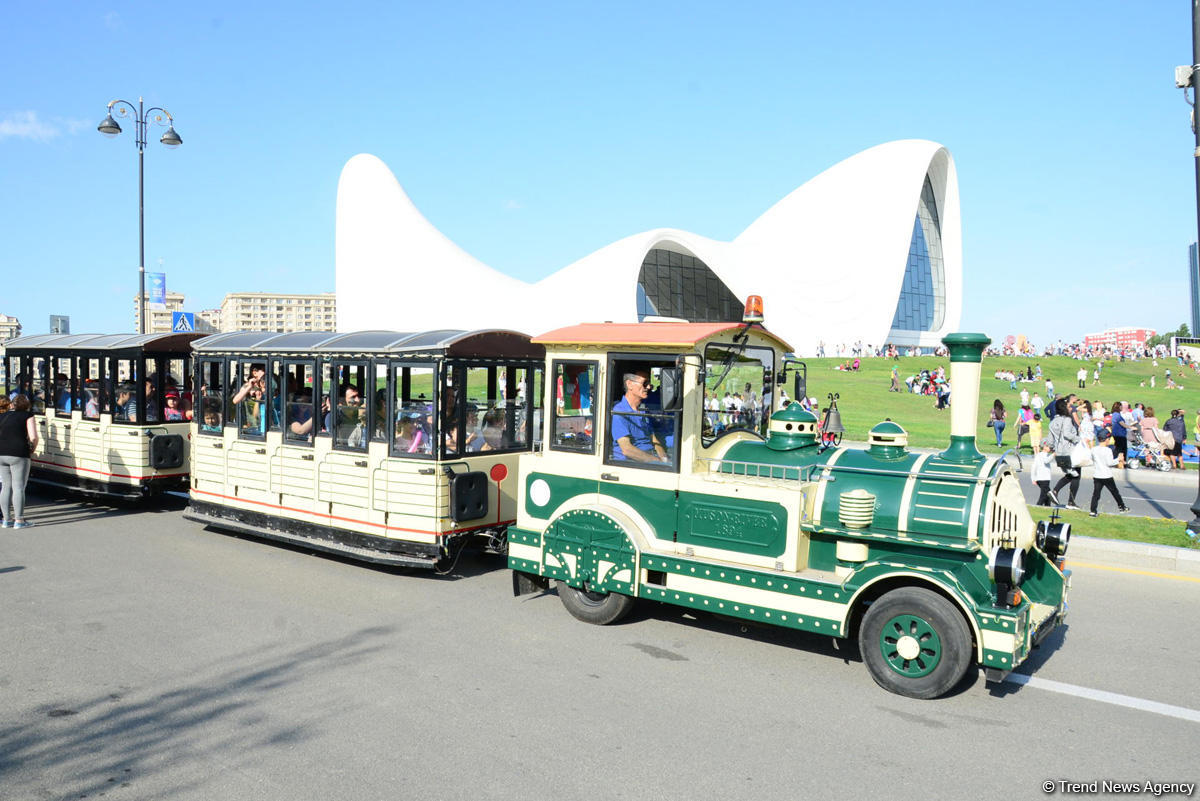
left=172, top=312, right=195, bottom=333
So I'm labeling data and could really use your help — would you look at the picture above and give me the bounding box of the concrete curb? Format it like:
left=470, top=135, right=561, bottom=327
left=1068, top=534, right=1200, bottom=577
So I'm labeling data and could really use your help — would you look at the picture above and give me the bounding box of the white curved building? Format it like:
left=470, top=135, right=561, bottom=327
left=335, top=139, right=962, bottom=354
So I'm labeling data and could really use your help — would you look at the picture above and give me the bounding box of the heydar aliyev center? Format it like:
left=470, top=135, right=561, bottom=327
left=335, top=139, right=962, bottom=354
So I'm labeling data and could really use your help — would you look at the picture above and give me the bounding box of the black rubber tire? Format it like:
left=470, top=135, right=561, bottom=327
left=557, top=580, right=636, bottom=625
left=858, top=587, right=973, bottom=699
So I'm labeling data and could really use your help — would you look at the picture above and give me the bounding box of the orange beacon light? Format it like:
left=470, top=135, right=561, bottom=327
left=743, top=295, right=764, bottom=324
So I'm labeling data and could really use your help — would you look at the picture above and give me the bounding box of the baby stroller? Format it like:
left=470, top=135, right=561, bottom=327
left=1126, top=425, right=1172, bottom=471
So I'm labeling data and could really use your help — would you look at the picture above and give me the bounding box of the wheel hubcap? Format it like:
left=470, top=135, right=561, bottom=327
left=880, top=614, right=942, bottom=677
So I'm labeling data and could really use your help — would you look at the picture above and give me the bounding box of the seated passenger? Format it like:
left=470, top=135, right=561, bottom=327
left=200, top=407, right=222, bottom=433
left=144, top=377, right=160, bottom=422
left=84, top=388, right=99, bottom=418
left=163, top=392, right=185, bottom=421
left=115, top=383, right=138, bottom=422
left=481, top=407, right=506, bottom=451
left=611, top=370, right=669, bottom=464
left=395, top=413, right=428, bottom=454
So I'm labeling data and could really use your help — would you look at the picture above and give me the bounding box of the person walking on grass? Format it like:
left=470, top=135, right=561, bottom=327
left=1088, top=430, right=1128, bottom=517
left=0, top=394, right=38, bottom=529
left=989, top=399, right=1006, bottom=447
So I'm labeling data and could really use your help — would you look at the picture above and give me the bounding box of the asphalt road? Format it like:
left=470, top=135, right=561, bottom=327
left=1, top=491, right=1198, bottom=801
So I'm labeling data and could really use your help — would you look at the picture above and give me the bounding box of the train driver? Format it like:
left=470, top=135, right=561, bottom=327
left=611, top=370, right=669, bottom=464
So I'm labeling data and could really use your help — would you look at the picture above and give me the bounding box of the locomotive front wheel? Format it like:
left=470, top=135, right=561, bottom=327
left=858, top=587, right=972, bottom=699
left=557, top=581, right=635, bottom=625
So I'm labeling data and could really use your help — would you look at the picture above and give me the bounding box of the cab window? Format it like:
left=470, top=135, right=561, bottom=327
left=605, top=358, right=679, bottom=471
left=30, top=356, right=46, bottom=414
left=111, top=358, right=139, bottom=423
left=550, top=360, right=596, bottom=453
left=701, top=344, right=774, bottom=446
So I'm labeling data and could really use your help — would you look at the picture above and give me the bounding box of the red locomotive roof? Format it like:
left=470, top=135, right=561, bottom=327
left=533, top=322, right=790, bottom=350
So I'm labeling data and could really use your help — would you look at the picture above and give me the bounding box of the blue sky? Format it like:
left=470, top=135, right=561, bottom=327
left=1, top=1, right=1194, bottom=345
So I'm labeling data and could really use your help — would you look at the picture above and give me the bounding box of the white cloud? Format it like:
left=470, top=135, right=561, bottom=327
left=503, top=199, right=524, bottom=210
left=0, top=111, right=60, bottom=142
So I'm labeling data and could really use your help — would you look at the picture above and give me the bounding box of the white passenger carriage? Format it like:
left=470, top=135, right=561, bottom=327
left=4, top=332, right=202, bottom=498
left=183, top=330, right=544, bottom=568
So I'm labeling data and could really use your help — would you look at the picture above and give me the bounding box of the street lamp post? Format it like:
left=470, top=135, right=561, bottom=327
left=1185, top=3, right=1200, bottom=539
left=97, top=97, right=182, bottom=335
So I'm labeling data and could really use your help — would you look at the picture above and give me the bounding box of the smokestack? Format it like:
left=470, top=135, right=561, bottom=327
left=940, top=332, right=992, bottom=463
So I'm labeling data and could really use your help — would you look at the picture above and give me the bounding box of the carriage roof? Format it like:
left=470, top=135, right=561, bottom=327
left=191, top=329, right=543, bottom=359
left=4, top=332, right=205, bottom=354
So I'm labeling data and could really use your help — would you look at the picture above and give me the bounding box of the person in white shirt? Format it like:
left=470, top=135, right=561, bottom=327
left=1020, top=388, right=1030, bottom=407
left=1032, top=438, right=1055, bottom=505
left=1089, top=430, right=1129, bottom=517
left=1077, top=367, right=1087, bottom=388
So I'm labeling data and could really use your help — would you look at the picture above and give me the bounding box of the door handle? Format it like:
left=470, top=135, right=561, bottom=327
left=128, top=431, right=140, bottom=436
left=354, top=460, right=368, bottom=468
left=255, top=448, right=266, bottom=454
left=418, top=467, right=435, bottom=475
left=90, top=426, right=100, bottom=432
left=63, top=424, right=71, bottom=430
left=301, top=453, right=314, bottom=461
left=212, top=442, right=224, bottom=449
left=601, top=473, right=620, bottom=481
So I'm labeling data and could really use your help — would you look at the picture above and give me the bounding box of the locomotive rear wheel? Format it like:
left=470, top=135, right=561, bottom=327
left=557, top=580, right=635, bottom=625
left=858, top=587, right=972, bottom=699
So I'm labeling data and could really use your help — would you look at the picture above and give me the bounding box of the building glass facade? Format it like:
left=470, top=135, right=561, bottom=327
left=889, top=176, right=946, bottom=333
left=636, top=248, right=741, bottom=322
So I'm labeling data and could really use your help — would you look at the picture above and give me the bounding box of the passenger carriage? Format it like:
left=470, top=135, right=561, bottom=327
left=183, top=330, right=544, bottom=568
left=509, top=300, right=1069, bottom=698
left=3, top=332, right=202, bottom=498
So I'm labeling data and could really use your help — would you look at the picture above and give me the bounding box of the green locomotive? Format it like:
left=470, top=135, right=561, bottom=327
left=509, top=303, right=1068, bottom=698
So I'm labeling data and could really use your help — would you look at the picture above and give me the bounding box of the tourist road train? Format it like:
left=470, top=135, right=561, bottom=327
left=2, top=299, right=1069, bottom=698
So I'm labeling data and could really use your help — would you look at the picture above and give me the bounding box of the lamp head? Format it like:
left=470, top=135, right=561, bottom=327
left=97, top=114, right=122, bottom=137
left=159, top=126, right=182, bottom=148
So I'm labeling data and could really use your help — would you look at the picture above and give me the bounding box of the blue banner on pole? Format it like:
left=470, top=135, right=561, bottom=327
left=148, top=272, right=167, bottom=307
left=172, top=312, right=195, bottom=333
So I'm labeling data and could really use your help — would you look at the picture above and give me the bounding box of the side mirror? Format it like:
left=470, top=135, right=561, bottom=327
left=660, top=368, right=684, bottom=411
left=794, top=373, right=806, bottom=406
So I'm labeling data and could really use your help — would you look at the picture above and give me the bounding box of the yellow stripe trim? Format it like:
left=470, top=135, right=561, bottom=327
left=1067, top=561, right=1200, bottom=584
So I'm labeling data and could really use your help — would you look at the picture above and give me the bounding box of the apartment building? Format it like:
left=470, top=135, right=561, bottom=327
left=220, top=292, right=337, bottom=332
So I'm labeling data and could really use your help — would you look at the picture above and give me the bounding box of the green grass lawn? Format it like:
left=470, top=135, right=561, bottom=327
left=805, top=353, right=1199, bottom=461
left=1028, top=506, right=1200, bottom=549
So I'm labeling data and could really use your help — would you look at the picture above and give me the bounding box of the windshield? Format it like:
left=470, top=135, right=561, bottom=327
left=701, top=344, right=774, bottom=446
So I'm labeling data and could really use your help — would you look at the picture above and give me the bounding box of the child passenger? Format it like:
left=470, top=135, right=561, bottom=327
left=164, top=392, right=184, bottom=421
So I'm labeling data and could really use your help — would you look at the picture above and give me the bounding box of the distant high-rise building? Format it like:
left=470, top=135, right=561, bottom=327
left=1190, top=243, right=1199, bottom=336
left=49, top=315, right=70, bottom=334
left=220, top=292, right=337, bottom=333
left=0, top=313, right=23, bottom=343
left=1083, top=327, right=1156, bottom=349
left=198, top=308, right=222, bottom=333
left=133, top=291, right=219, bottom=334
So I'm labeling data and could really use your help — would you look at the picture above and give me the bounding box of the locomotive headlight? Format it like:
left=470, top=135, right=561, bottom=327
left=1036, top=520, right=1071, bottom=561
left=989, top=546, right=1026, bottom=586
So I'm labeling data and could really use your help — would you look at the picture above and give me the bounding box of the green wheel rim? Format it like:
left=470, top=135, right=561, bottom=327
left=879, top=614, right=942, bottom=678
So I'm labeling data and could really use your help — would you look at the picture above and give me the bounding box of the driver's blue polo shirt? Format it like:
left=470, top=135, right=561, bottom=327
left=610, top=396, right=656, bottom=460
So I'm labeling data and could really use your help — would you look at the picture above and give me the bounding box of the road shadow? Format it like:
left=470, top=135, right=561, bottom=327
left=18, top=488, right=188, bottom=528
left=0, top=565, right=26, bottom=575
left=0, top=625, right=394, bottom=800
left=985, top=623, right=1070, bottom=698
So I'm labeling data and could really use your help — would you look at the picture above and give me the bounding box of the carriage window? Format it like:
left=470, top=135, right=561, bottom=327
left=30, top=356, right=46, bottom=414
left=81, top=358, right=102, bottom=420
left=371, top=363, right=388, bottom=442
left=319, top=363, right=333, bottom=435
left=551, top=361, right=596, bottom=453
left=232, top=361, right=268, bottom=437
left=531, top=367, right=544, bottom=448
left=701, top=344, right=774, bottom=446
left=112, top=358, right=138, bottom=423
left=606, top=360, right=679, bottom=471
left=164, top=358, right=189, bottom=421
left=52, top=356, right=74, bottom=417
left=284, top=362, right=316, bottom=444
left=100, top=356, right=115, bottom=416
left=197, top=359, right=225, bottom=434
left=5, top=356, right=19, bottom=397
left=142, top=358, right=162, bottom=423
left=331, top=361, right=368, bottom=450
left=391, top=363, right=434, bottom=457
